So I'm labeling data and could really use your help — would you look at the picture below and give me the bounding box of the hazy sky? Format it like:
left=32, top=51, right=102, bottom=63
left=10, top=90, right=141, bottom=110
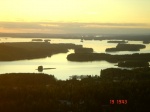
left=0, top=0, right=150, bottom=34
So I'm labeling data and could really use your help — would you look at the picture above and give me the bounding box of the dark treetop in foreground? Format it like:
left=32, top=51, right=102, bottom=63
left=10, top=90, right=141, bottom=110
left=0, top=67, right=150, bottom=112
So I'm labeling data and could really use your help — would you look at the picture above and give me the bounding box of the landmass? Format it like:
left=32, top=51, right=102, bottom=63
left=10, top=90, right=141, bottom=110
left=0, top=33, right=150, bottom=112
left=74, top=48, right=93, bottom=53
left=0, top=67, right=150, bottom=112
left=143, top=40, right=150, bottom=44
left=37, top=65, right=56, bottom=72
left=0, top=42, right=82, bottom=61
left=32, top=39, right=43, bottom=41
left=44, top=39, right=51, bottom=42
left=67, top=53, right=150, bottom=63
left=106, top=44, right=146, bottom=52
left=107, top=40, right=128, bottom=44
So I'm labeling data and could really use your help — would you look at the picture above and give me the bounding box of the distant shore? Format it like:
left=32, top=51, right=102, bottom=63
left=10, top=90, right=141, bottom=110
left=0, top=33, right=150, bottom=41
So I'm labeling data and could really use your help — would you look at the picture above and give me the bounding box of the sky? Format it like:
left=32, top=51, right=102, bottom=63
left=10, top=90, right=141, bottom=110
left=0, top=0, right=150, bottom=34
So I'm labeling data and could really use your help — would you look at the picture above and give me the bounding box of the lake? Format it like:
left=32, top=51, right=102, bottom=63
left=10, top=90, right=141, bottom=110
left=0, top=37, right=150, bottom=80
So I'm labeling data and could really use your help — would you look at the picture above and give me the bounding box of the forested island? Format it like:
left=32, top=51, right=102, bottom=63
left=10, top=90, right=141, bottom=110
left=67, top=53, right=150, bottom=63
left=32, top=39, right=43, bottom=41
left=107, top=40, right=128, bottom=44
left=0, top=42, right=82, bottom=61
left=0, top=67, right=150, bottom=112
left=106, top=44, right=146, bottom=52
left=74, top=48, right=93, bottom=53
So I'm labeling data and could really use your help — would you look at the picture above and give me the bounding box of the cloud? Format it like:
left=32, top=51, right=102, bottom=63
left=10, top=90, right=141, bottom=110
left=0, top=22, right=150, bottom=34
left=80, top=23, right=149, bottom=28
left=0, top=22, right=61, bottom=29
left=0, top=22, right=149, bottom=28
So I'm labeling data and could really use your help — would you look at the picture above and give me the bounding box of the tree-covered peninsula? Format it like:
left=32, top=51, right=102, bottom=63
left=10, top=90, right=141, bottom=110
left=0, top=42, right=82, bottom=61
left=67, top=53, right=150, bottom=63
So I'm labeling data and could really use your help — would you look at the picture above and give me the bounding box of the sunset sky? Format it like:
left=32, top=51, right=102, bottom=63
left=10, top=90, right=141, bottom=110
left=0, top=0, right=150, bottom=34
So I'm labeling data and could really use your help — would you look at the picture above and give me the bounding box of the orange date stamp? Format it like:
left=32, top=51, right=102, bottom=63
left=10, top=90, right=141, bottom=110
left=110, top=99, right=128, bottom=104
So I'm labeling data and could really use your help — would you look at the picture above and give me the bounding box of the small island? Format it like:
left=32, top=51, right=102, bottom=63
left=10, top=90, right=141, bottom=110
left=37, top=66, right=56, bottom=72
left=44, top=39, right=51, bottom=42
left=107, top=40, right=128, bottom=44
left=106, top=44, right=146, bottom=52
left=67, top=53, right=150, bottom=63
left=32, top=39, right=43, bottom=41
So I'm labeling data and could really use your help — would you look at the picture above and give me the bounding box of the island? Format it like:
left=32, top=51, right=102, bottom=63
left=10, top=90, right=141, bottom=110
left=67, top=53, right=150, bottom=63
left=32, top=39, right=43, bottom=41
left=107, top=40, right=128, bottom=44
left=105, top=43, right=146, bottom=52
left=37, top=65, right=56, bottom=72
left=74, top=48, right=93, bottom=53
left=44, top=39, right=51, bottom=42
left=0, top=42, right=82, bottom=61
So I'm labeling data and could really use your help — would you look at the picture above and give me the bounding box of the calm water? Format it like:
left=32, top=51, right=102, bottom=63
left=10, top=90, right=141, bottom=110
left=0, top=37, right=150, bottom=80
